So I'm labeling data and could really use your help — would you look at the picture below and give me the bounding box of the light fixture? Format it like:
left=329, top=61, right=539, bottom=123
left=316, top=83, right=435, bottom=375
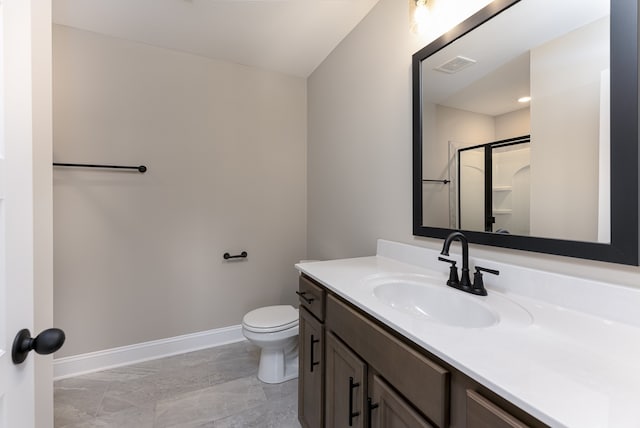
left=411, top=0, right=430, bottom=36
left=518, top=96, right=532, bottom=103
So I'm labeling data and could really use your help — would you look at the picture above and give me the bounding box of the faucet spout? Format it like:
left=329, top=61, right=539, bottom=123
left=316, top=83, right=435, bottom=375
left=440, top=232, right=469, bottom=271
left=439, top=231, right=496, bottom=296
left=440, top=232, right=471, bottom=289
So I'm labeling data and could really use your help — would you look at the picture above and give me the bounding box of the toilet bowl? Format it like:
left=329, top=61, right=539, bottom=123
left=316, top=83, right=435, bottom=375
left=242, top=305, right=299, bottom=384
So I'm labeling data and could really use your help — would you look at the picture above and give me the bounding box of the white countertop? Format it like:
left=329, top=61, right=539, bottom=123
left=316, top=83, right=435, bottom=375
left=296, top=240, right=640, bottom=428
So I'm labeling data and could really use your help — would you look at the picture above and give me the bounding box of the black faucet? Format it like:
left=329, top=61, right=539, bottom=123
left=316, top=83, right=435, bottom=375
left=440, top=232, right=472, bottom=291
left=438, top=232, right=499, bottom=296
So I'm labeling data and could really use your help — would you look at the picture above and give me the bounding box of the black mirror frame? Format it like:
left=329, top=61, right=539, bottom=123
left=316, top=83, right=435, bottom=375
left=412, top=0, right=639, bottom=266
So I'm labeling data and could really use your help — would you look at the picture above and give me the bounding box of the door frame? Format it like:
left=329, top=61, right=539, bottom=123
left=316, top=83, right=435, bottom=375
left=32, top=0, right=54, bottom=425
left=2, top=0, right=54, bottom=426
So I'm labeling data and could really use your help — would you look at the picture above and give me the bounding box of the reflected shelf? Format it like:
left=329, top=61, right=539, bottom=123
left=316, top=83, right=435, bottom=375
left=493, top=209, right=513, bottom=214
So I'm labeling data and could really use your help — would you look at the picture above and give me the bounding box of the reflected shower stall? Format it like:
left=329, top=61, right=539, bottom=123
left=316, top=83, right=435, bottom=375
left=458, top=136, right=531, bottom=234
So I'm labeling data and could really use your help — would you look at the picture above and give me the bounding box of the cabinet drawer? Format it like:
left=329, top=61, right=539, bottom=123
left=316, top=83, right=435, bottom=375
left=298, top=276, right=326, bottom=322
left=327, top=294, right=450, bottom=428
left=466, top=390, right=529, bottom=428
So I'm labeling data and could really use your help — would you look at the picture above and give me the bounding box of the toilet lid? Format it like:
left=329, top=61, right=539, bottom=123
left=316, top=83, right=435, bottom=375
left=243, top=305, right=298, bottom=332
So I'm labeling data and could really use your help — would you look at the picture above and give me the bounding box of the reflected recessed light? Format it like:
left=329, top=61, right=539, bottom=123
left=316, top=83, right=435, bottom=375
left=518, top=96, right=531, bottom=103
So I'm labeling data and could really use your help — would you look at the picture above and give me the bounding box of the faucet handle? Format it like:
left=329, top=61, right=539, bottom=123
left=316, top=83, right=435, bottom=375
left=471, top=266, right=499, bottom=296
left=438, top=257, right=459, bottom=286
left=475, top=266, right=500, bottom=276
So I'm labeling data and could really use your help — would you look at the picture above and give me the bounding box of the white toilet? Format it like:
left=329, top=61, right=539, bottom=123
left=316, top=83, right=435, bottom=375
left=242, top=304, right=299, bottom=384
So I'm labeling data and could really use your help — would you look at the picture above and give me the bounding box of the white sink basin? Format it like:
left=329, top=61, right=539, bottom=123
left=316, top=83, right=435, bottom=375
left=374, top=281, right=497, bottom=327
left=365, top=274, right=532, bottom=329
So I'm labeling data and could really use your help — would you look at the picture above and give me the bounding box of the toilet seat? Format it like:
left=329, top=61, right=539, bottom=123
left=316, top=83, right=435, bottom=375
left=242, top=305, right=298, bottom=333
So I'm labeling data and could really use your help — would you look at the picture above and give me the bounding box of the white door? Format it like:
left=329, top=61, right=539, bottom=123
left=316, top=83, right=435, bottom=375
left=1, top=1, right=55, bottom=427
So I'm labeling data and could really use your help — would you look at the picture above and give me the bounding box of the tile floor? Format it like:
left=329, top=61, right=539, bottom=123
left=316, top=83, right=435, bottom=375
left=54, top=341, right=301, bottom=427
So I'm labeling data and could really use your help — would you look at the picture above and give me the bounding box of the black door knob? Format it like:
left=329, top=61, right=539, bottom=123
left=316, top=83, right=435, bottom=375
left=12, top=328, right=65, bottom=364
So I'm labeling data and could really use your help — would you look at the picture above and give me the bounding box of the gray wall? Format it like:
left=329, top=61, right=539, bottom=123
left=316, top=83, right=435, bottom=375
left=53, top=25, right=307, bottom=357
left=307, top=0, right=640, bottom=286
left=307, top=0, right=416, bottom=259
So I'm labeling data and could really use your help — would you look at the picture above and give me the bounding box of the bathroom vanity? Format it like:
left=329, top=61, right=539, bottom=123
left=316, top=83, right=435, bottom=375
left=296, top=240, right=640, bottom=428
left=298, top=275, right=543, bottom=428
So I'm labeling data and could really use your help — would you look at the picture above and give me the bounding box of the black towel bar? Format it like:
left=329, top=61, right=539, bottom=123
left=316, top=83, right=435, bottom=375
left=53, top=163, right=147, bottom=173
left=422, top=179, right=450, bottom=184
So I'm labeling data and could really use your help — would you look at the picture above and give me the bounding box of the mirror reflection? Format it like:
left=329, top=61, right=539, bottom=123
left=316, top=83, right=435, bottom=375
left=457, top=136, right=531, bottom=234
left=420, top=0, right=610, bottom=243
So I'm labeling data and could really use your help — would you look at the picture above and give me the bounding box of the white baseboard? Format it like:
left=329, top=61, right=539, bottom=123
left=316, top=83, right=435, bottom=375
left=53, top=325, right=244, bottom=380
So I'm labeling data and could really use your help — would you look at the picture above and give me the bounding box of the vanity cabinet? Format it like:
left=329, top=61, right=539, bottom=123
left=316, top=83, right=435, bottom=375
left=324, top=309, right=436, bottom=428
left=327, top=291, right=448, bottom=427
left=299, top=274, right=548, bottom=428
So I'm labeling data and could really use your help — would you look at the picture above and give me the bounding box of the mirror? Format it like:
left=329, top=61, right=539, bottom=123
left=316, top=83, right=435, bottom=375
left=413, top=0, right=638, bottom=265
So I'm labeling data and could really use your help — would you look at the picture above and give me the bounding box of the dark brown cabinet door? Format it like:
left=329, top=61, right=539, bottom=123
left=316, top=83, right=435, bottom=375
left=299, top=307, right=324, bottom=428
left=466, top=390, right=529, bottom=428
left=370, top=374, right=434, bottom=428
left=325, top=331, right=367, bottom=428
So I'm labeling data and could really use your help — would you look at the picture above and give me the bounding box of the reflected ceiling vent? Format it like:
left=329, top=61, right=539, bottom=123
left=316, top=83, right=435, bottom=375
left=434, top=56, right=477, bottom=74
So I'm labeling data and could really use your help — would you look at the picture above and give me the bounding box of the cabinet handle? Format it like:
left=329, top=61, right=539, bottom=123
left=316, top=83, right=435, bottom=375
left=367, top=397, right=379, bottom=428
left=296, top=290, right=315, bottom=305
left=310, top=334, right=320, bottom=372
left=349, top=376, right=361, bottom=426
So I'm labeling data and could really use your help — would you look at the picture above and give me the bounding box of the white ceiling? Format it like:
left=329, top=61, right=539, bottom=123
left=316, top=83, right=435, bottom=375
left=52, top=0, right=381, bottom=78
